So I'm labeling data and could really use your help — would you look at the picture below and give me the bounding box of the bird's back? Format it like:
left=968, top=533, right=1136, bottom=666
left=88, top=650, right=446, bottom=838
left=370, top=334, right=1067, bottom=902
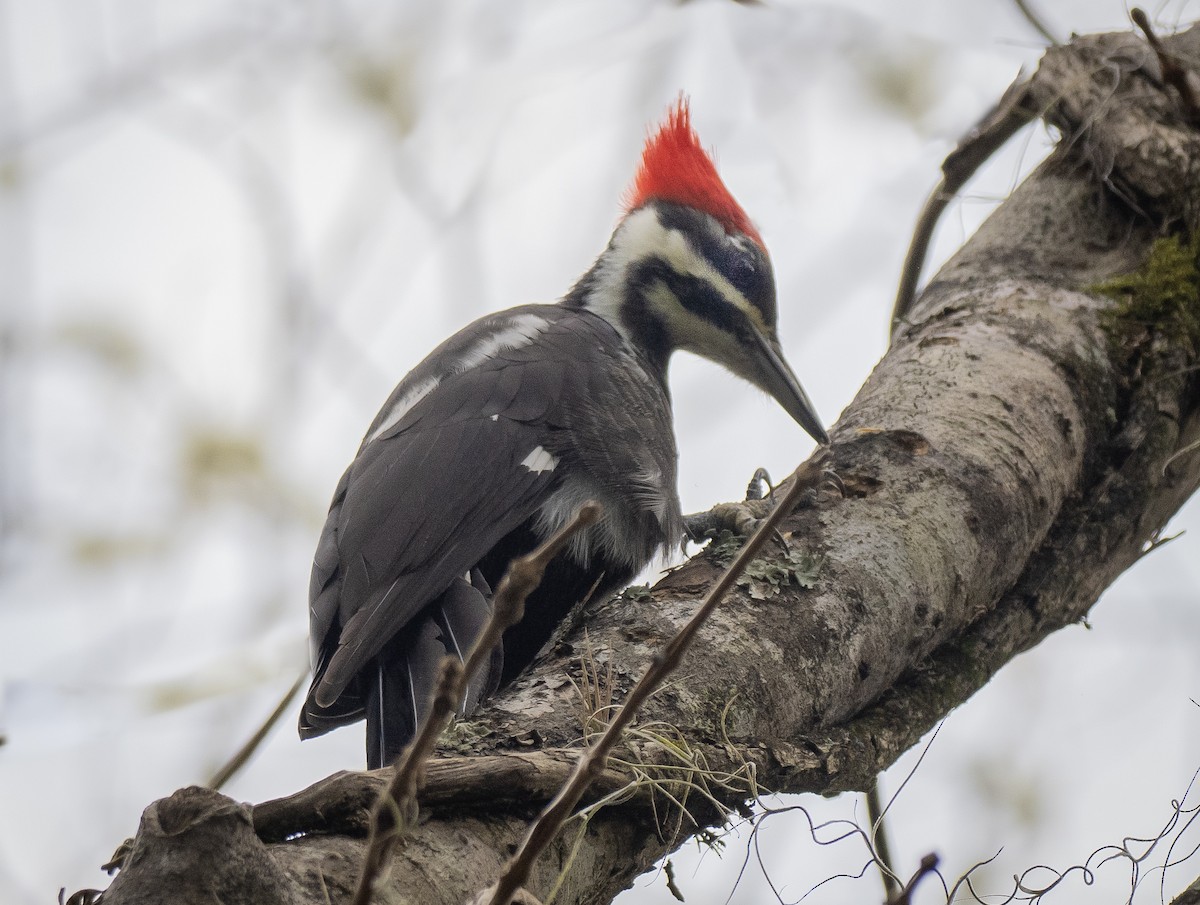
left=299, top=303, right=681, bottom=765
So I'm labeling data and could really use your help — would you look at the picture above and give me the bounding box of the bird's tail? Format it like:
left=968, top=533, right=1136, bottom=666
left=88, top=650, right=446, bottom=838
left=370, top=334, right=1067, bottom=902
left=365, top=570, right=503, bottom=769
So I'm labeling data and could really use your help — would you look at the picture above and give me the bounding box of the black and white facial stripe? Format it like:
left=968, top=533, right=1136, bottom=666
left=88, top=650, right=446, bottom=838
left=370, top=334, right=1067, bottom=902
left=651, top=201, right=777, bottom=330
left=563, top=199, right=827, bottom=445
left=568, top=202, right=782, bottom=389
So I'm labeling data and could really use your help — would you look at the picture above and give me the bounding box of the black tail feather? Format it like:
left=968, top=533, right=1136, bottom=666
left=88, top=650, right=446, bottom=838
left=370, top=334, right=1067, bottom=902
left=433, top=570, right=503, bottom=714
left=364, top=572, right=504, bottom=769
left=366, top=616, right=441, bottom=769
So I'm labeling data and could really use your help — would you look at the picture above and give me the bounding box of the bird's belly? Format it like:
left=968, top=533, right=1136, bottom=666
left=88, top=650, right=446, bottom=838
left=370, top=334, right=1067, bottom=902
left=477, top=474, right=678, bottom=684
left=534, top=474, right=678, bottom=576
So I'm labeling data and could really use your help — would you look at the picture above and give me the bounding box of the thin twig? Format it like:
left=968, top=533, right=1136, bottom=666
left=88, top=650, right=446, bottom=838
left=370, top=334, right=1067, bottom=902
left=1132, top=8, right=1200, bottom=125
left=477, top=457, right=827, bottom=905
left=663, top=859, right=685, bottom=902
left=866, top=781, right=900, bottom=900
left=350, top=502, right=603, bottom=905
left=1012, top=0, right=1060, bottom=47
left=886, top=853, right=940, bottom=905
left=891, top=74, right=1035, bottom=336
left=207, top=670, right=307, bottom=791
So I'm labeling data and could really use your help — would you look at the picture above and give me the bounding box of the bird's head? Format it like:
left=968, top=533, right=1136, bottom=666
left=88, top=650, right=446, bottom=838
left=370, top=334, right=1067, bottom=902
left=577, top=97, right=828, bottom=446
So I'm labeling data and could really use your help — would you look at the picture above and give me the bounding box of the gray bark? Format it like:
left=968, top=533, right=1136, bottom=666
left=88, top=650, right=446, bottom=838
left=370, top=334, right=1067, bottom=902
left=84, top=23, right=1200, bottom=905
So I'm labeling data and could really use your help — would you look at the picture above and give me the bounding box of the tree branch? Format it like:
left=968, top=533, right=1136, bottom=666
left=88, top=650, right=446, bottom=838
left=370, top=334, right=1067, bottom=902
left=86, top=21, right=1200, bottom=905
left=891, top=72, right=1036, bottom=332
left=477, top=460, right=823, bottom=905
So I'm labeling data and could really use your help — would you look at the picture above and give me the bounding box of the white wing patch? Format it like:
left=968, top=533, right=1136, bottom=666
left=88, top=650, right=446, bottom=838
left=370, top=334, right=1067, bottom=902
left=367, top=377, right=440, bottom=443
left=521, top=446, right=558, bottom=474
left=366, top=313, right=548, bottom=444
left=456, top=313, right=549, bottom=371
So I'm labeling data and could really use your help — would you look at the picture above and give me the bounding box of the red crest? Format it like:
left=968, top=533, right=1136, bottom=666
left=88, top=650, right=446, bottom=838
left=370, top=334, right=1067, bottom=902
left=624, top=97, right=764, bottom=249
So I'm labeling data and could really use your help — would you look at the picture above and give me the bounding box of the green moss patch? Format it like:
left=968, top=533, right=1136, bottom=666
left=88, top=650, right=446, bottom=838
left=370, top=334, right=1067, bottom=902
left=1095, top=231, right=1200, bottom=354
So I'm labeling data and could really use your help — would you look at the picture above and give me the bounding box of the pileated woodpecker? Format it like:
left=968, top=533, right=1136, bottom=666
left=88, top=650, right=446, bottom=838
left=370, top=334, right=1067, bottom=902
left=299, top=99, right=828, bottom=768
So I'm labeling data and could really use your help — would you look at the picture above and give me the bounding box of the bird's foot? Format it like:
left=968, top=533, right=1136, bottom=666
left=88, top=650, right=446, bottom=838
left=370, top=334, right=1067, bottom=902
left=683, top=462, right=843, bottom=549
left=684, top=498, right=771, bottom=543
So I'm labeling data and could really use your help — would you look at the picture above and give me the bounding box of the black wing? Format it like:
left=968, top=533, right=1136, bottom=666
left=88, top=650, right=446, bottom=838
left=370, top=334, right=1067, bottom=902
left=299, top=307, right=615, bottom=748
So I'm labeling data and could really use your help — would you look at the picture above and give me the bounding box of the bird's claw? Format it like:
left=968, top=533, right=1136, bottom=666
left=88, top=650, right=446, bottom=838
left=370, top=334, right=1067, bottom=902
left=745, top=467, right=773, bottom=502
left=682, top=463, right=844, bottom=553
left=683, top=499, right=771, bottom=545
left=814, top=467, right=844, bottom=501
left=682, top=466, right=777, bottom=550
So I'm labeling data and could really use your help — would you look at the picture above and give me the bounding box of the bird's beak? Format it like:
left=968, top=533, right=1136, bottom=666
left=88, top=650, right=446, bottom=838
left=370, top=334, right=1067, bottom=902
left=747, top=330, right=829, bottom=446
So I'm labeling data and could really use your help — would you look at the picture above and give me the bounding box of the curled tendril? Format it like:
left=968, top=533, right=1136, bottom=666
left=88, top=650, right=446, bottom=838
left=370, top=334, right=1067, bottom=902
left=712, top=737, right=1200, bottom=905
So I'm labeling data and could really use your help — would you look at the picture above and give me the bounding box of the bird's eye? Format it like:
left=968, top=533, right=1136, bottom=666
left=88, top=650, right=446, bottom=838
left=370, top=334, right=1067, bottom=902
left=723, top=239, right=761, bottom=296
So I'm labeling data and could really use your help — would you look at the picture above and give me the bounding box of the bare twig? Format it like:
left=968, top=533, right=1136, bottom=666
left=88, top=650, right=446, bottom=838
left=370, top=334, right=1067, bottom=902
left=350, top=658, right=464, bottom=905
left=866, top=781, right=900, bottom=900
left=1132, top=8, right=1200, bottom=125
left=1012, top=0, right=1060, bottom=47
left=477, top=456, right=827, bottom=905
left=207, top=671, right=307, bottom=792
left=350, top=502, right=603, bottom=905
left=1164, top=438, right=1200, bottom=474
left=891, top=74, right=1035, bottom=335
left=252, top=750, right=633, bottom=842
left=886, top=853, right=939, bottom=905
